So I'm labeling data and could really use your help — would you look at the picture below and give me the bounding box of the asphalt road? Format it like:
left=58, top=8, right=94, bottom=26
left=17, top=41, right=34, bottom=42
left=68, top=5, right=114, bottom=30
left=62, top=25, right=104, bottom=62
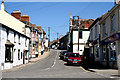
left=2, top=49, right=116, bottom=79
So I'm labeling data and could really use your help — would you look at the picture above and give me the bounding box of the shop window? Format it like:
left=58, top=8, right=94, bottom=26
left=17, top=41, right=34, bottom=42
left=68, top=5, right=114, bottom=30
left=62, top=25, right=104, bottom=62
left=5, top=46, right=13, bottom=62
left=18, top=49, right=20, bottom=60
left=110, top=42, right=116, bottom=61
left=102, top=46, right=107, bottom=61
left=96, top=48, right=99, bottom=58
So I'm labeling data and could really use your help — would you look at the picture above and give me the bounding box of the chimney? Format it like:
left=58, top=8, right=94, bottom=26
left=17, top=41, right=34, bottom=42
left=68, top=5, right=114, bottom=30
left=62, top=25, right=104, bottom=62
left=1, top=1, right=5, bottom=11
left=84, top=20, right=89, bottom=29
left=11, top=10, right=21, bottom=20
left=21, top=15, right=29, bottom=22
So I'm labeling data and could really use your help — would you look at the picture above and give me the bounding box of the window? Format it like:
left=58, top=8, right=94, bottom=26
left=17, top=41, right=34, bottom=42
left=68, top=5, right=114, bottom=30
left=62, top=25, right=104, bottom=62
left=18, top=35, right=20, bottom=44
left=95, top=25, right=97, bottom=38
left=36, top=32, right=38, bottom=39
left=79, top=31, right=82, bottom=39
left=96, top=47, right=99, bottom=57
left=103, top=23, right=107, bottom=37
left=91, top=29, right=93, bottom=40
left=5, top=46, right=13, bottom=62
left=25, top=38, right=27, bottom=47
left=111, top=14, right=115, bottom=31
left=102, top=46, right=107, bottom=61
left=36, top=43, right=38, bottom=52
left=18, top=49, right=20, bottom=60
left=110, top=42, right=116, bottom=61
left=14, top=32, right=16, bottom=43
left=21, top=52, right=22, bottom=59
left=6, top=29, right=9, bottom=40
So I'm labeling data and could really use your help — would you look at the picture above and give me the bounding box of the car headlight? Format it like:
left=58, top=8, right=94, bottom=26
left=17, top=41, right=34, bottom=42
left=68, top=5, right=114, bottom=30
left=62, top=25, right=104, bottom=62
left=68, top=59, right=72, bottom=61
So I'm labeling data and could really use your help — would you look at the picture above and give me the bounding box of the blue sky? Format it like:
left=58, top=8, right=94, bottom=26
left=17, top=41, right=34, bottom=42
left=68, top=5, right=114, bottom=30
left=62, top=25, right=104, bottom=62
left=5, top=0, right=115, bottom=2
left=3, top=2, right=114, bottom=41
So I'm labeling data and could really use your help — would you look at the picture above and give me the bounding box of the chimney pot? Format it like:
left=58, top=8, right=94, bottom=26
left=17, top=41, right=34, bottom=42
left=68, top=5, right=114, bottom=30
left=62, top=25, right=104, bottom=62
left=1, top=0, right=5, bottom=11
left=11, top=10, right=21, bottom=20
left=21, top=15, right=29, bottom=22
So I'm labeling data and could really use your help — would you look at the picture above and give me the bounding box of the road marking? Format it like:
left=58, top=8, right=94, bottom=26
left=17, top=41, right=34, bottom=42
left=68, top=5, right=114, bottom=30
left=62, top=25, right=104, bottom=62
left=51, top=50, right=58, bottom=68
left=39, top=50, right=58, bottom=71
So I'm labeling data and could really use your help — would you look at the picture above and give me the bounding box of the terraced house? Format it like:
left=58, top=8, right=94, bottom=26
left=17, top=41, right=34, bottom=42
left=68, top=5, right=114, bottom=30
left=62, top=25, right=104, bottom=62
left=99, top=2, right=120, bottom=69
left=0, top=1, right=30, bottom=69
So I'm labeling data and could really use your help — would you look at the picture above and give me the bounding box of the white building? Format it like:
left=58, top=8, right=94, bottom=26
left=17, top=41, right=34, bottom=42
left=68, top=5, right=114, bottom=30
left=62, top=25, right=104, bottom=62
left=72, top=29, right=90, bottom=55
left=69, top=14, right=94, bottom=55
left=0, top=1, right=30, bottom=70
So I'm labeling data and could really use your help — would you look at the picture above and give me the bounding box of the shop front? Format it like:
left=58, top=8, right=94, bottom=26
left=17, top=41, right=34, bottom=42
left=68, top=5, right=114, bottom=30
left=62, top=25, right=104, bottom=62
left=100, top=33, right=120, bottom=68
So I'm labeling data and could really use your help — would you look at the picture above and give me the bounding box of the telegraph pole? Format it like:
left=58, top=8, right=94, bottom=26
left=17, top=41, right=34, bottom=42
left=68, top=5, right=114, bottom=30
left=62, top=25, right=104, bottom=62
left=48, top=27, right=50, bottom=51
left=57, top=33, right=59, bottom=39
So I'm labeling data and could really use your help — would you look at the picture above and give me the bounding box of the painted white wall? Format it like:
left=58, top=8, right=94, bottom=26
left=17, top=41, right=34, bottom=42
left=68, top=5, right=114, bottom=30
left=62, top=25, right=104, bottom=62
left=45, top=39, right=48, bottom=48
left=0, top=10, right=25, bottom=34
left=73, top=45, right=84, bottom=55
left=0, top=26, right=2, bottom=75
left=72, top=30, right=90, bottom=55
left=0, top=26, right=29, bottom=70
left=26, top=27, right=31, bottom=38
left=73, top=31, right=90, bottom=43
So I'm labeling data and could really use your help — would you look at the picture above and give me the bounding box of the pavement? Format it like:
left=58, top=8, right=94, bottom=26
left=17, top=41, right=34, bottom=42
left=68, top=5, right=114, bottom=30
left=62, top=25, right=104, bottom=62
left=2, top=51, right=51, bottom=73
left=81, top=62, right=119, bottom=79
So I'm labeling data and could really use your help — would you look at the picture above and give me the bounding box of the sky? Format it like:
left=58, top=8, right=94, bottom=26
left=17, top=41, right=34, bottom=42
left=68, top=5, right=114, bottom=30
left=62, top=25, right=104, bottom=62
left=4, top=0, right=115, bottom=2
left=2, top=1, right=115, bottom=41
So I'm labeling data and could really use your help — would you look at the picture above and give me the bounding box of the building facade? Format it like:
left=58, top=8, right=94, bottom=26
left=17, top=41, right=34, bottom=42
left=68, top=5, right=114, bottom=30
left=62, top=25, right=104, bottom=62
left=0, top=1, right=32, bottom=70
left=88, top=17, right=102, bottom=63
left=69, top=14, right=94, bottom=55
left=99, top=4, right=120, bottom=68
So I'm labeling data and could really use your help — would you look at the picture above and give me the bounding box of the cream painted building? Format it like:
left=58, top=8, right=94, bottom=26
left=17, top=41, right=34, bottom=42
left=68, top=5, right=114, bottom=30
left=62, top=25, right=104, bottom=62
left=0, top=1, right=30, bottom=70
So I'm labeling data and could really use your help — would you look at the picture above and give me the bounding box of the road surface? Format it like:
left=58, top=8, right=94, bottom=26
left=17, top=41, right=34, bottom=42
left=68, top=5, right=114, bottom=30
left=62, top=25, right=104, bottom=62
left=2, top=49, right=115, bottom=80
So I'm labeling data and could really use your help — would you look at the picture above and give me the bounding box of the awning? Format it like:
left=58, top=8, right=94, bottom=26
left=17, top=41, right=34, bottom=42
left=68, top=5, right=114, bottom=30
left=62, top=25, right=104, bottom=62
left=5, top=40, right=14, bottom=46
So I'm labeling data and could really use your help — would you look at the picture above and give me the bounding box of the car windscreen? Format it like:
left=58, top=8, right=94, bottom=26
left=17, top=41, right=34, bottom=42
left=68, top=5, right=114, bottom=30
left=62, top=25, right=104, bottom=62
left=69, top=54, right=80, bottom=57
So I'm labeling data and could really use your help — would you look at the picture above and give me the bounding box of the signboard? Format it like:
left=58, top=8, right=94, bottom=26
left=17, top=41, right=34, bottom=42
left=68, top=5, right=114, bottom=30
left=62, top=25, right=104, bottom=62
left=101, top=33, right=120, bottom=45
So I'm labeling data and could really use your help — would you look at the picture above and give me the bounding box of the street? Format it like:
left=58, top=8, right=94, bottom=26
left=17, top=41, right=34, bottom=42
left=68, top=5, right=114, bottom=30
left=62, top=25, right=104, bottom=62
left=2, top=49, right=114, bottom=79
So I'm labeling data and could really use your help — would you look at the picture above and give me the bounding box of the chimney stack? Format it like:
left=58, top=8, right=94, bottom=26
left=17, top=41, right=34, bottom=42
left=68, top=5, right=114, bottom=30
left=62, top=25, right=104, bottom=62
left=11, top=10, right=21, bottom=20
left=1, top=1, right=5, bottom=11
left=21, top=15, right=29, bottom=22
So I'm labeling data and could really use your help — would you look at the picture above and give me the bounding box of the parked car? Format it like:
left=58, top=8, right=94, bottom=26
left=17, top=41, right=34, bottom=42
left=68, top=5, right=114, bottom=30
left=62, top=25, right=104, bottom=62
left=59, top=51, right=67, bottom=60
left=63, top=52, right=72, bottom=61
left=67, top=53, right=82, bottom=65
